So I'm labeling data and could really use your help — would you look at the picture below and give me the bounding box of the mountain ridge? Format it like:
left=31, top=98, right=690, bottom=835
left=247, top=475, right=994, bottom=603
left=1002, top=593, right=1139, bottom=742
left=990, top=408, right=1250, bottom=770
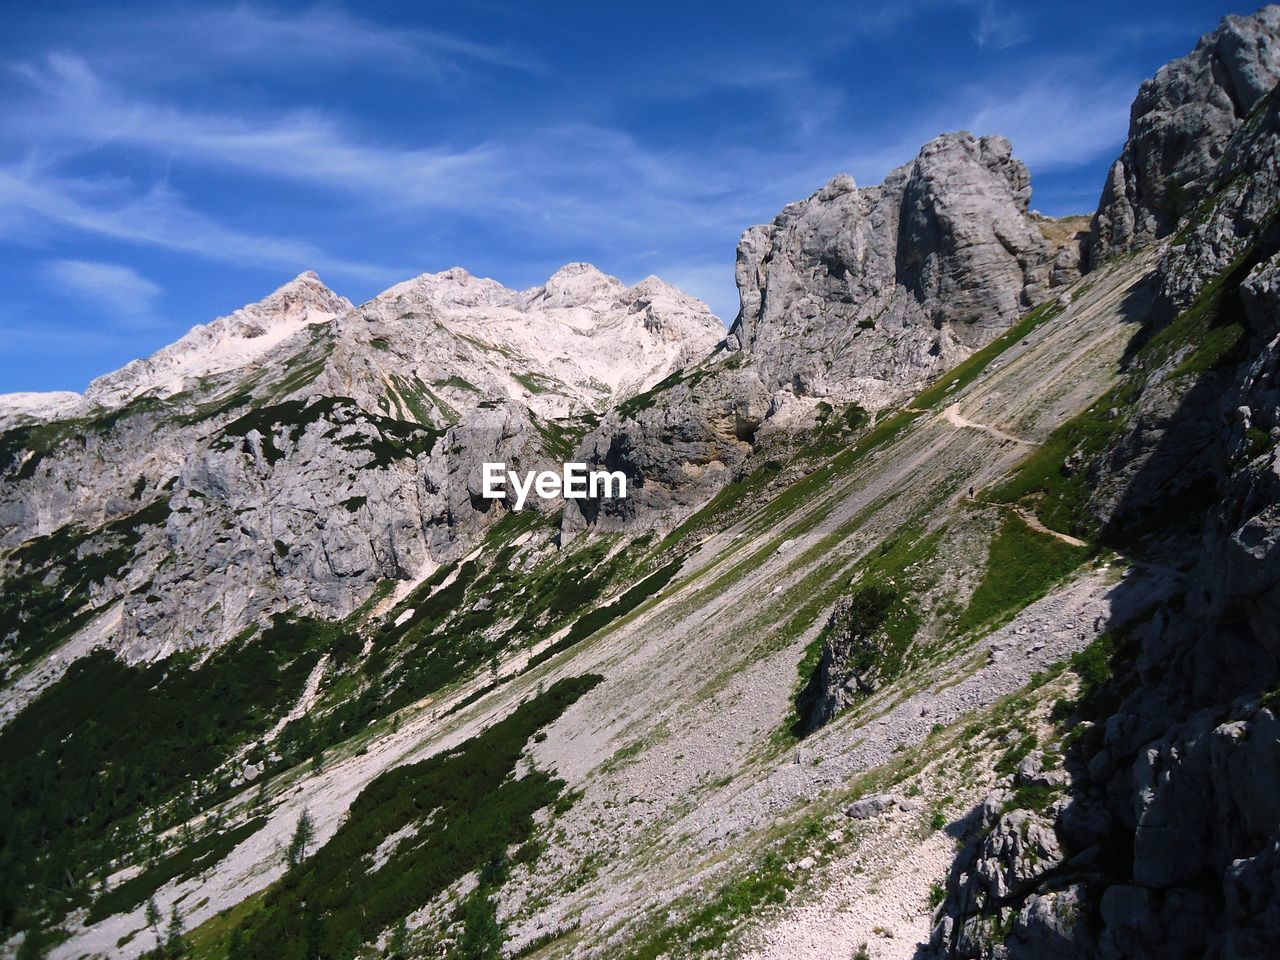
left=3, top=7, right=1280, bottom=960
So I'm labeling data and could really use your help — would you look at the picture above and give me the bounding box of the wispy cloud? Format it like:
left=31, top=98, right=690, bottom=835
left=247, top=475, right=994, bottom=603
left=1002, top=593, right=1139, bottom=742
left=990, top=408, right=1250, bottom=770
left=971, top=0, right=1030, bottom=50
left=0, top=46, right=1133, bottom=304
left=0, top=166, right=405, bottom=282
left=8, top=55, right=504, bottom=209
left=25, top=2, right=540, bottom=83
left=959, top=68, right=1134, bottom=171
left=42, top=258, right=162, bottom=326
left=181, top=3, right=540, bottom=73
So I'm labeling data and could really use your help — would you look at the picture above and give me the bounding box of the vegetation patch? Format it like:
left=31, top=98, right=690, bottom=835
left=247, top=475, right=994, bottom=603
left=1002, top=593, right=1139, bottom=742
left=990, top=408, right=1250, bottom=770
left=0, top=615, right=341, bottom=937
left=790, top=526, right=945, bottom=735
left=529, top=557, right=684, bottom=668
left=622, top=851, right=797, bottom=960
left=954, top=514, right=1090, bottom=636
left=86, top=818, right=268, bottom=924
left=221, top=676, right=601, bottom=960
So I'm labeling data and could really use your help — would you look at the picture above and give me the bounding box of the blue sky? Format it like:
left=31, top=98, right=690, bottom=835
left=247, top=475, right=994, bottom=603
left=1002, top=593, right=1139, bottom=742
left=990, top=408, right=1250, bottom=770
left=0, top=0, right=1249, bottom=393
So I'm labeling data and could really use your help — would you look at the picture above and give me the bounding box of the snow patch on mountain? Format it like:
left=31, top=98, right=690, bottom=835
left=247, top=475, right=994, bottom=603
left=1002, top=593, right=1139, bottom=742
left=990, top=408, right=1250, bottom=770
left=0, top=391, right=85, bottom=429
left=84, top=271, right=353, bottom=408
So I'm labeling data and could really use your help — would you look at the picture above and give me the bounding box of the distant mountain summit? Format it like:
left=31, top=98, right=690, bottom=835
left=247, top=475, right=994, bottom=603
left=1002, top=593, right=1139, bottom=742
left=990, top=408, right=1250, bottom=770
left=0, top=262, right=724, bottom=430
left=332, top=261, right=724, bottom=422
left=85, top=271, right=355, bottom=409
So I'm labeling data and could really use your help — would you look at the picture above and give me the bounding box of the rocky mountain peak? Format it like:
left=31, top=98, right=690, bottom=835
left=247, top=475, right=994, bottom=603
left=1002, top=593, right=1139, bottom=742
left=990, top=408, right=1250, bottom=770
left=729, top=128, right=1066, bottom=410
left=531, top=261, right=626, bottom=310
left=309, top=261, right=725, bottom=424
left=376, top=267, right=521, bottom=310
left=82, top=272, right=353, bottom=408
left=1090, top=4, right=1280, bottom=264
left=239, top=270, right=350, bottom=330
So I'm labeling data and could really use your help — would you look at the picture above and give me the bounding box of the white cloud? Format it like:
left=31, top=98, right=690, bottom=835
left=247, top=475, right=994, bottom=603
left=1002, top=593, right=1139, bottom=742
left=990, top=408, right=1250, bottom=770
left=8, top=55, right=506, bottom=209
left=32, top=3, right=539, bottom=83
left=959, top=70, right=1134, bottom=171
left=0, top=166, right=405, bottom=283
left=971, top=1, right=1030, bottom=50
left=42, top=258, right=162, bottom=325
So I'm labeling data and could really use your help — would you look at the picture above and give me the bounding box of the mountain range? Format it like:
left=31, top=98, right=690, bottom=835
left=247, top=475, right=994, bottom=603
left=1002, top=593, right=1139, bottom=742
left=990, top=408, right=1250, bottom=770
left=2, top=6, right=1279, bottom=960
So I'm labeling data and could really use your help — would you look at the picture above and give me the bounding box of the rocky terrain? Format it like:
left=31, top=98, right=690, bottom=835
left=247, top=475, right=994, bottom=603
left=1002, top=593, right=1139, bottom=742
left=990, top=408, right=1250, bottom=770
left=731, top=133, right=1073, bottom=409
left=2, top=7, right=1279, bottom=960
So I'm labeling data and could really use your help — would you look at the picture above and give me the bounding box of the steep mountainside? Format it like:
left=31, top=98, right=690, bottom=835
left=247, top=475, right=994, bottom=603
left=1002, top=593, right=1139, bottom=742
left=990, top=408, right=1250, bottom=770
left=731, top=133, right=1077, bottom=409
left=562, top=135, right=1086, bottom=536
left=2, top=8, right=1280, bottom=960
left=0, top=262, right=721, bottom=665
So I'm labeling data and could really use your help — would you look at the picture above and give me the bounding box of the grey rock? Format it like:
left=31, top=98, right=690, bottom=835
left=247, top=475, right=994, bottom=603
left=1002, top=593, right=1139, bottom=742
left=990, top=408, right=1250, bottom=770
left=1091, top=7, right=1280, bottom=264
left=845, top=794, right=894, bottom=819
left=1007, top=883, right=1092, bottom=959
left=561, top=360, right=770, bottom=540
left=730, top=132, right=1070, bottom=411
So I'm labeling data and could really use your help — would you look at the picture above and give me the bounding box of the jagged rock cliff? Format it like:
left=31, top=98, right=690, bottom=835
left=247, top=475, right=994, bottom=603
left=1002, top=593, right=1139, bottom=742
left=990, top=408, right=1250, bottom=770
left=561, top=358, right=770, bottom=539
left=731, top=132, right=1074, bottom=410
left=931, top=9, right=1280, bottom=958
left=1090, top=6, right=1280, bottom=265
left=566, top=132, right=1083, bottom=536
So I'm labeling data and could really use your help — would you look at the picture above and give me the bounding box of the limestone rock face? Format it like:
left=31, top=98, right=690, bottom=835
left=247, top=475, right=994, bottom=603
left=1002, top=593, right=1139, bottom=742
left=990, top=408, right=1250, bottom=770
left=0, top=263, right=720, bottom=655
left=120, top=398, right=562, bottom=653
left=0, top=392, right=85, bottom=431
left=561, top=360, right=770, bottom=539
left=730, top=132, right=1067, bottom=411
left=87, top=272, right=355, bottom=408
left=318, top=263, right=726, bottom=425
left=1090, top=6, right=1280, bottom=265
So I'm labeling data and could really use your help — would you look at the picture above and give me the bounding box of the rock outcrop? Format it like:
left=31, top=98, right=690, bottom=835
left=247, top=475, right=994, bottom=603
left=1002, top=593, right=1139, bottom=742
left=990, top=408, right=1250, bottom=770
left=561, top=357, right=770, bottom=539
left=932, top=10, right=1280, bottom=957
left=1090, top=6, right=1280, bottom=265
left=731, top=132, right=1073, bottom=411
left=565, top=132, right=1086, bottom=538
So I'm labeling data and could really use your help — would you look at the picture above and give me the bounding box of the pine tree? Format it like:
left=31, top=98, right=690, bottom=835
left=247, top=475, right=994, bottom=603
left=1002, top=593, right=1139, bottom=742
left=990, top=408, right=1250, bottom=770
left=285, top=808, right=315, bottom=868
left=227, top=926, right=248, bottom=960
left=145, top=897, right=162, bottom=934
left=387, top=918, right=409, bottom=958
left=163, top=903, right=186, bottom=957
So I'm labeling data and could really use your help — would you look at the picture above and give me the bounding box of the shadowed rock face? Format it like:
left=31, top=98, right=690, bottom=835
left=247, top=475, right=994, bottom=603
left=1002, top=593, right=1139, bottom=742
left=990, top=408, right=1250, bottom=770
left=1090, top=6, right=1280, bottom=266
left=730, top=132, right=1067, bottom=411
left=931, top=10, right=1280, bottom=958
left=561, top=361, right=770, bottom=540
